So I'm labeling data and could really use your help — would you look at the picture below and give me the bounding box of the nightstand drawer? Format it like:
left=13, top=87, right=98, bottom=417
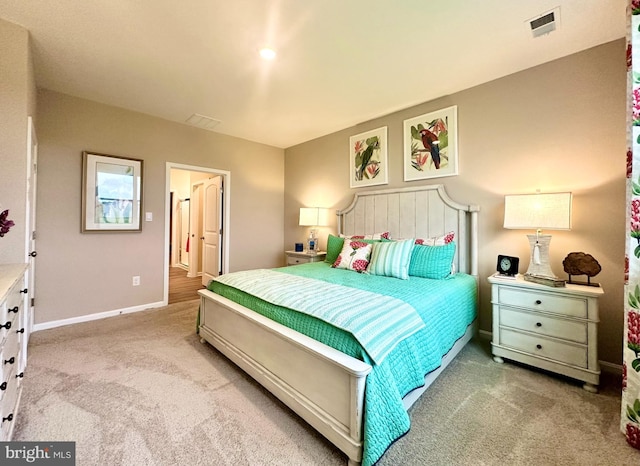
left=498, top=287, right=587, bottom=318
left=287, top=256, right=310, bottom=265
left=499, top=307, right=587, bottom=344
left=499, top=328, right=588, bottom=368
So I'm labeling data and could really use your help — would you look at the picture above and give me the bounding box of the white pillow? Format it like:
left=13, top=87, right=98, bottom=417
left=340, top=232, right=391, bottom=240
left=332, top=240, right=373, bottom=273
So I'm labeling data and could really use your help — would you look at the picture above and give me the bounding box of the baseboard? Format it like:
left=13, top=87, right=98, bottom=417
left=32, top=300, right=166, bottom=332
left=477, top=329, right=622, bottom=375
left=599, top=360, right=623, bottom=376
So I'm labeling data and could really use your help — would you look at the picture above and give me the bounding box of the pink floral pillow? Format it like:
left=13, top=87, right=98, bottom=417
left=332, top=240, right=373, bottom=273
left=415, top=231, right=455, bottom=246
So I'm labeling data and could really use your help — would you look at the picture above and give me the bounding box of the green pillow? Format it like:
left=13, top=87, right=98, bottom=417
left=368, top=239, right=415, bottom=280
left=408, top=242, right=456, bottom=279
left=325, top=234, right=344, bottom=263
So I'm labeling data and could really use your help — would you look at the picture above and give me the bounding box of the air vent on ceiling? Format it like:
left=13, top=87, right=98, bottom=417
left=528, top=7, right=560, bottom=38
left=185, top=113, right=221, bottom=131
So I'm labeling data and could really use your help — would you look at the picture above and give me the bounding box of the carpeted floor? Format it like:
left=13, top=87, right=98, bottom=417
left=13, top=300, right=640, bottom=465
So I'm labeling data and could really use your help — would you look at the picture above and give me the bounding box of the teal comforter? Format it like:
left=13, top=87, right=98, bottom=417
left=208, top=262, right=477, bottom=466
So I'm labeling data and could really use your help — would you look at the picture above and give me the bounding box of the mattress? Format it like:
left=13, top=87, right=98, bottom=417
left=208, top=262, right=477, bottom=466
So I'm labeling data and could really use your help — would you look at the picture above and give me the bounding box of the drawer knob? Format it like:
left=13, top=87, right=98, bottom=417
left=4, top=357, right=15, bottom=365
left=19, top=288, right=28, bottom=294
left=536, top=344, right=542, bottom=350
left=15, top=372, right=23, bottom=379
left=535, top=300, right=542, bottom=305
left=8, top=306, right=18, bottom=314
left=2, top=413, right=13, bottom=423
left=16, top=328, right=24, bottom=334
left=0, top=382, right=6, bottom=391
left=0, top=321, right=11, bottom=330
left=536, top=322, right=542, bottom=327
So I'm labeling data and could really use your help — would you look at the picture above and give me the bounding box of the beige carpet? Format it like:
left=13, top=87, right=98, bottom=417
left=13, top=300, right=639, bottom=465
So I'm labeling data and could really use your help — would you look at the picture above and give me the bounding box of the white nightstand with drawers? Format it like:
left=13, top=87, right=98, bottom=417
left=285, top=251, right=326, bottom=266
left=488, top=274, right=603, bottom=393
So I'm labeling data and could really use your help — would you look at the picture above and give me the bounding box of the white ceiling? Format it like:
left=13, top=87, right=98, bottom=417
left=0, top=1, right=626, bottom=149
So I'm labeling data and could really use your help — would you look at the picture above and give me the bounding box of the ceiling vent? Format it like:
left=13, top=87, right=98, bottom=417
left=528, top=7, right=560, bottom=38
left=185, top=113, right=221, bottom=131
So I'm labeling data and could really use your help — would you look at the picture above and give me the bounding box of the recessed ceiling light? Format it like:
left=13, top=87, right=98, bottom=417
left=259, top=47, right=276, bottom=60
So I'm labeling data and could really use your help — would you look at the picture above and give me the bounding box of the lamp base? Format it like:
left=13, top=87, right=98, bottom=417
left=525, top=234, right=557, bottom=279
left=306, top=229, right=319, bottom=254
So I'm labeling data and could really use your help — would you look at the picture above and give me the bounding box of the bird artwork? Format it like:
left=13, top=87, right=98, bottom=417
left=419, top=128, right=440, bottom=169
left=410, top=117, right=448, bottom=172
left=354, top=136, right=380, bottom=181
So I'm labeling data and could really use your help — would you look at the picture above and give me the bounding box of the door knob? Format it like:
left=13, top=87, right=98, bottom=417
left=29, top=251, right=37, bottom=257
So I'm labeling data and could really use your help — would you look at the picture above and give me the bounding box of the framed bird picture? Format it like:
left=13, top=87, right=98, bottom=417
left=349, top=126, right=388, bottom=188
left=403, top=105, right=458, bottom=181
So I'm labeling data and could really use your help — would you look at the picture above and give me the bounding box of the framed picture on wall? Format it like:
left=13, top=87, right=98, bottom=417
left=403, top=105, right=458, bottom=181
left=349, top=126, right=388, bottom=188
left=82, top=151, right=144, bottom=232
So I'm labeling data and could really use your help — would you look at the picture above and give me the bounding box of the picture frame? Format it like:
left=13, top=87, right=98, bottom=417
left=81, top=151, right=143, bottom=232
left=403, top=105, right=458, bottom=181
left=349, top=126, right=388, bottom=188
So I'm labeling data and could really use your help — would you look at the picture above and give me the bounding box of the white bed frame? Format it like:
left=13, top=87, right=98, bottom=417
left=198, top=185, right=479, bottom=465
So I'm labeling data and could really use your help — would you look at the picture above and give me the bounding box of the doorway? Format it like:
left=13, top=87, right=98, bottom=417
left=164, top=163, right=230, bottom=305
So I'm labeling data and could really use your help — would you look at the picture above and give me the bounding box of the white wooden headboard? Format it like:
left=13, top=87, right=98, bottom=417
left=337, top=185, right=479, bottom=276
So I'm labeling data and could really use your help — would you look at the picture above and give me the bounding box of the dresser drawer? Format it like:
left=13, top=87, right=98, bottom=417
left=0, top=374, right=18, bottom=441
left=0, top=328, right=20, bottom=386
left=498, top=287, right=587, bottom=319
left=287, top=256, right=310, bottom=265
left=0, top=309, right=19, bottom=349
left=499, top=307, right=587, bottom=344
left=499, top=328, right=587, bottom=368
left=5, top=279, right=25, bottom=311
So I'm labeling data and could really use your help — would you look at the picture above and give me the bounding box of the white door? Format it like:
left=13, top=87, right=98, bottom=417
left=22, top=117, right=37, bottom=369
left=180, top=200, right=190, bottom=267
left=202, top=176, right=221, bottom=286
left=188, top=182, right=203, bottom=278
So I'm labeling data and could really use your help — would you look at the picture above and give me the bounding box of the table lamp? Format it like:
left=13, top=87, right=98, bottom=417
left=299, top=207, right=330, bottom=254
left=503, top=192, right=572, bottom=279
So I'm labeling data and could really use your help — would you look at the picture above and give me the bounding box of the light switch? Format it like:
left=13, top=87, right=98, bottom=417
left=145, top=212, right=153, bottom=221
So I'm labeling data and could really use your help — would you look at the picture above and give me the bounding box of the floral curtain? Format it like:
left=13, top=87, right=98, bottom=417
left=624, top=0, right=640, bottom=449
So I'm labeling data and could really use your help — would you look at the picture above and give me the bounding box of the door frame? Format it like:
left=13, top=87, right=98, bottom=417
left=164, top=162, right=230, bottom=305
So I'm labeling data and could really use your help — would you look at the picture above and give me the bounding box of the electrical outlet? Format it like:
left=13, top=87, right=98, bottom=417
left=132, top=276, right=140, bottom=286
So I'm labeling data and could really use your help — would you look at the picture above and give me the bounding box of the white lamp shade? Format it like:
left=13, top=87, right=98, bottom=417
left=503, top=192, right=572, bottom=230
left=299, top=207, right=330, bottom=227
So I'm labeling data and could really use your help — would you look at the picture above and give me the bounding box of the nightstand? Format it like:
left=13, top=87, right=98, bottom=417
left=285, top=250, right=327, bottom=266
left=488, top=274, right=603, bottom=393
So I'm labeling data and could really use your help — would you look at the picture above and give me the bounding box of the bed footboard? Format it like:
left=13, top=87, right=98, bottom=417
left=198, top=289, right=372, bottom=464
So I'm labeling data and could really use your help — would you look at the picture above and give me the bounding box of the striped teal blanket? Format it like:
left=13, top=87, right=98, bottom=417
left=209, top=262, right=477, bottom=466
left=213, top=269, right=425, bottom=364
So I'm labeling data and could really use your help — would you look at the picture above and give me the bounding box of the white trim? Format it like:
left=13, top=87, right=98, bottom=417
left=165, top=162, right=231, bottom=305
left=599, top=360, right=623, bottom=375
left=32, top=301, right=165, bottom=332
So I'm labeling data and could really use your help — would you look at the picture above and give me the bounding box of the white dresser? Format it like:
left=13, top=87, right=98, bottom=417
left=488, top=274, right=603, bottom=392
left=0, top=264, right=28, bottom=440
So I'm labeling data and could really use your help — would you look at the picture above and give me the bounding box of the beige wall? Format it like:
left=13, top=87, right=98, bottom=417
left=284, top=40, right=626, bottom=366
left=35, top=89, right=284, bottom=324
left=0, top=18, right=36, bottom=263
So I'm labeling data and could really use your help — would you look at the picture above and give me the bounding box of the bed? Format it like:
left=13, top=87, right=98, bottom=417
left=198, top=185, right=479, bottom=466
